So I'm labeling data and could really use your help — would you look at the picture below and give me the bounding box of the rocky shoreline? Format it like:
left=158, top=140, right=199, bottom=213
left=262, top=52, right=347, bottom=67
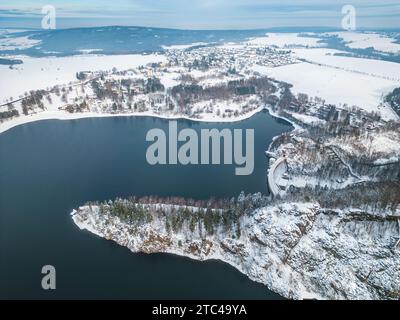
left=71, top=198, right=400, bottom=300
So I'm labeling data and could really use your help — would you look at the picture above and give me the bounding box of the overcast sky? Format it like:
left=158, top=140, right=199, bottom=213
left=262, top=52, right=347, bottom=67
left=1, top=0, right=399, bottom=29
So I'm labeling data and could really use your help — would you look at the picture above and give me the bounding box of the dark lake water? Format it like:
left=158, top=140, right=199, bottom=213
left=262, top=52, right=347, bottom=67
left=0, top=111, right=291, bottom=299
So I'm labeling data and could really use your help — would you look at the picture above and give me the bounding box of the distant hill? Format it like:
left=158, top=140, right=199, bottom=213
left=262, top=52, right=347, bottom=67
left=0, top=25, right=341, bottom=58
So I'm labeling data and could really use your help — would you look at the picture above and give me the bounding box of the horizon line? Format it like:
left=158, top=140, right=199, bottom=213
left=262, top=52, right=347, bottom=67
left=1, top=24, right=400, bottom=32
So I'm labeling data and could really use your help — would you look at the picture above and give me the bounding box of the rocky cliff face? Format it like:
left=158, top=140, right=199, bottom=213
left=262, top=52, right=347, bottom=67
left=72, top=201, right=400, bottom=300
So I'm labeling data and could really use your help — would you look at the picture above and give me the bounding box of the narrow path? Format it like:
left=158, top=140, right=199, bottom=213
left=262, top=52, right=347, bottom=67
left=325, top=145, right=361, bottom=180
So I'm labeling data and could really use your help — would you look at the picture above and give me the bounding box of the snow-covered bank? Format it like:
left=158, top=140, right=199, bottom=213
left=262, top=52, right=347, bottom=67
left=0, top=35, right=41, bottom=51
left=0, top=106, right=265, bottom=135
left=71, top=202, right=400, bottom=300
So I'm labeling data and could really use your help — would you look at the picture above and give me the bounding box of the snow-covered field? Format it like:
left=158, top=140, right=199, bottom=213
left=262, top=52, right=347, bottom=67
left=328, top=32, right=400, bottom=54
left=72, top=199, right=400, bottom=300
left=247, top=33, right=323, bottom=48
left=252, top=46, right=400, bottom=121
left=292, top=48, right=400, bottom=81
left=0, top=54, right=166, bottom=103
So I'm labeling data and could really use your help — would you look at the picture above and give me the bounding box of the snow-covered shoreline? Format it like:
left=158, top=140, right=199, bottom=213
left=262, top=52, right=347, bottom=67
left=70, top=207, right=273, bottom=298
left=71, top=200, right=400, bottom=300
left=70, top=203, right=322, bottom=300
left=0, top=106, right=269, bottom=135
